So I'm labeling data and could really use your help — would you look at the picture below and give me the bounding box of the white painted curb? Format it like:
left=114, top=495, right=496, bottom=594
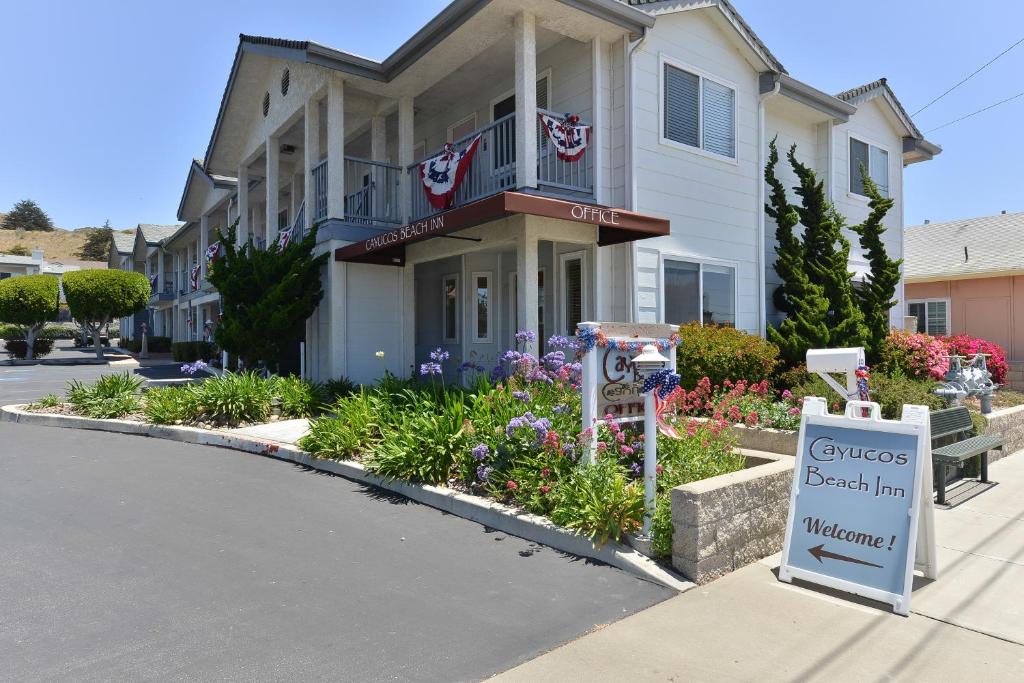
left=1, top=404, right=693, bottom=593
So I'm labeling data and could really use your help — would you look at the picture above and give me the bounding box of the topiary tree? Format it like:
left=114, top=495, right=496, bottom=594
left=0, top=274, right=60, bottom=359
left=63, top=269, right=150, bottom=358
left=2, top=199, right=55, bottom=232
left=208, top=220, right=328, bottom=371
left=850, top=171, right=899, bottom=361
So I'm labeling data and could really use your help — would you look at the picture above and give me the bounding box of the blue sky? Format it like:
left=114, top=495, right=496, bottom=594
left=1, top=1, right=1021, bottom=229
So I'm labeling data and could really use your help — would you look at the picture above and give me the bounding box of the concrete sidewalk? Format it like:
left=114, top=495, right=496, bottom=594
left=494, top=455, right=1024, bottom=682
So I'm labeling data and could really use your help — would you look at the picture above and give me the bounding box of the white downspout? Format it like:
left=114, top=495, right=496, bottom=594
left=757, top=76, right=781, bottom=338
left=627, top=28, right=648, bottom=323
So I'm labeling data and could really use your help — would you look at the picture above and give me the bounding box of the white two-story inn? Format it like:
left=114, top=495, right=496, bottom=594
left=139, top=0, right=938, bottom=383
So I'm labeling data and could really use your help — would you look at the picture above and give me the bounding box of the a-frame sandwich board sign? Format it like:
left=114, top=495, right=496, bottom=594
left=779, top=398, right=937, bottom=615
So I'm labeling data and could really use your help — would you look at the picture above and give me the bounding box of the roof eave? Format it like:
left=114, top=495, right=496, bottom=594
left=902, top=136, right=942, bottom=165
left=762, top=72, right=856, bottom=122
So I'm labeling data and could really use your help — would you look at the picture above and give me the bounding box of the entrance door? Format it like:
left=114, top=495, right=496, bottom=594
left=464, top=251, right=503, bottom=370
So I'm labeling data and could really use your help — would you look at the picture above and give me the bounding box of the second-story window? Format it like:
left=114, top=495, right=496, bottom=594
left=662, top=60, right=736, bottom=159
left=850, top=137, right=889, bottom=197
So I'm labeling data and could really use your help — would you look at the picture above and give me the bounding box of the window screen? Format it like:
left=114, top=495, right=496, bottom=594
left=563, top=257, right=583, bottom=335
left=850, top=138, right=869, bottom=196
left=663, top=64, right=699, bottom=148
left=702, top=264, right=735, bottom=326
left=664, top=260, right=700, bottom=324
left=702, top=79, right=735, bottom=158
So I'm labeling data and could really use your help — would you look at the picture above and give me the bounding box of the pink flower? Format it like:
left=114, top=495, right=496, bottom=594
left=620, top=446, right=635, bottom=456
left=781, top=389, right=793, bottom=400
left=656, top=464, right=663, bottom=474
left=597, top=442, right=607, bottom=451
left=615, top=431, right=626, bottom=443
left=540, top=468, right=550, bottom=478
left=540, top=485, right=550, bottom=494
left=727, top=405, right=743, bottom=423
left=788, top=406, right=801, bottom=416
left=744, top=411, right=760, bottom=427
left=506, top=480, right=518, bottom=491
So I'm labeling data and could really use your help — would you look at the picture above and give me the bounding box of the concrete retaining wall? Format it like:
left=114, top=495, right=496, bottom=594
left=727, top=423, right=798, bottom=456
left=671, top=449, right=793, bottom=585
left=982, top=404, right=1024, bottom=463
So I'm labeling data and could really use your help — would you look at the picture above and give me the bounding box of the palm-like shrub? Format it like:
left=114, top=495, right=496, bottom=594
left=190, top=372, right=274, bottom=426
left=66, top=373, right=143, bottom=418
left=269, top=376, right=327, bottom=418
left=142, top=386, right=198, bottom=425
left=549, top=458, right=645, bottom=545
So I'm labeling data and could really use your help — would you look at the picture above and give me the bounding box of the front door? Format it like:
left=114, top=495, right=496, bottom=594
left=464, top=251, right=503, bottom=371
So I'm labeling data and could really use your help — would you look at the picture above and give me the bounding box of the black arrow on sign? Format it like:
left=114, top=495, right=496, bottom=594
left=808, top=544, right=883, bottom=569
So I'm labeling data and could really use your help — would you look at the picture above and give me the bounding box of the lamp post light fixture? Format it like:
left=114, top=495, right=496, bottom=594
left=632, top=343, right=671, bottom=537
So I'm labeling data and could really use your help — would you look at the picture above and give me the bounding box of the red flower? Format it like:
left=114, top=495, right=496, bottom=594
left=506, top=480, right=518, bottom=490
left=540, top=468, right=551, bottom=478
left=656, top=464, right=663, bottom=475
left=540, top=485, right=551, bottom=494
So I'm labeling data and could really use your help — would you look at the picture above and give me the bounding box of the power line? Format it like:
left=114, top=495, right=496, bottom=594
left=912, top=36, right=1024, bottom=116
left=926, top=89, right=1024, bottom=133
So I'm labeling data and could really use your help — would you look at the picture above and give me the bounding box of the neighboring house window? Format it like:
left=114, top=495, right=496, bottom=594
left=0, top=272, right=10, bottom=280
left=850, top=137, right=889, bottom=197
left=664, top=259, right=736, bottom=327
left=472, top=272, right=491, bottom=343
left=560, top=252, right=586, bottom=335
left=442, top=274, right=459, bottom=343
left=662, top=60, right=736, bottom=159
left=907, top=299, right=949, bottom=336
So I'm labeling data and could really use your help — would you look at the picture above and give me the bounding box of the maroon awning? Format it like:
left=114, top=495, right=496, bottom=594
left=334, top=192, right=670, bottom=266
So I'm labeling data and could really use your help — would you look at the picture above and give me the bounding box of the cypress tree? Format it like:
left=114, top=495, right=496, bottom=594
left=850, top=170, right=899, bottom=360
left=765, top=138, right=802, bottom=315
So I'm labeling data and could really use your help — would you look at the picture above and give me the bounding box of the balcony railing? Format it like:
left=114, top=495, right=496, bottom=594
left=409, top=113, right=516, bottom=222
left=344, top=157, right=403, bottom=225
left=292, top=199, right=306, bottom=242
left=311, top=158, right=328, bottom=222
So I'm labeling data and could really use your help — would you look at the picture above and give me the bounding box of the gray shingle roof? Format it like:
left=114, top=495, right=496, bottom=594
left=138, top=224, right=182, bottom=245
left=904, top=212, right=1024, bottom=281
left=835, top=77, right=923, bottom=139
left=111, top=231, right=136, bottom=254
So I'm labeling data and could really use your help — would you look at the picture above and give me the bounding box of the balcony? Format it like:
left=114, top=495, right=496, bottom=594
left=150, top=274, right=176, bottom=303
left=309, top=108, right=594, bottom=229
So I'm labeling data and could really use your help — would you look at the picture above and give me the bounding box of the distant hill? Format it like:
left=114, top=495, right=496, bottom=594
left=0, top=225, right=134, bottom=262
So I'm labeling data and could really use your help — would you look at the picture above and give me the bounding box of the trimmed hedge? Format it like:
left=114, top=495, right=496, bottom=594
left=124, top=336, right=172, bottom=353
left=172, top=341, right=217, bottom=362
left=4, top=339, right=54, bottom=359
left=675, top=323, right=780, bottom=389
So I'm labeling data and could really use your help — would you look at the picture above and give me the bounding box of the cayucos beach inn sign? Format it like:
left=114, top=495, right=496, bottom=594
left=779, top=397, right=937, bottom=615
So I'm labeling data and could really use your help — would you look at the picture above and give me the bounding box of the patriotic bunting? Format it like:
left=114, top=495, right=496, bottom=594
left=149, top=273, right=158, bottom=295
left=420, top=135, right=482, bottom=210
left=205, top=242, right=222, bottom=272
left=538, top=112, right=591, bottom=162
left=278, top=226, right=293, bottom=250
left=190, top=264, right=200, bottom=291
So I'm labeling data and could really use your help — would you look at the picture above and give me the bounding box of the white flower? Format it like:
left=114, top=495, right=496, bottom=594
left=375, top=350, right=385, bottom=359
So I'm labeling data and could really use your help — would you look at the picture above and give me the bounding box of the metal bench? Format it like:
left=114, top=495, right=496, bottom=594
left=930, top=406, right=1003, bottom=504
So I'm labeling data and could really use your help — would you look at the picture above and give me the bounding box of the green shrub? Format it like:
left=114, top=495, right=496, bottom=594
left=676, top=323, right=780, bottom=389
left=549, top=457, right=645, bottom=545
left=0, top=323, right=25, bottom=339
left=323, top=377, right=358, bottom=402
left=270, top=375, right=327, bottom=418
left=62, top=269, right=149, bottom=357
left=66, top=373, right=143, bottom=418
left=124, top=336, right=172, bottom=353
left=299, top=391, right=383, bottom=459
left=365, top=388, right=469, bottom=484
left=788, top=370, right=943, bottom=420
left=142, top=385, right=198, bottom=425
left=190, top=371, right=273, bottom=426
left=4, top=338, right=54, bottom=359
left=172, top=341, right=216, bottom=362
left=27, top=394, right=61, bottom=409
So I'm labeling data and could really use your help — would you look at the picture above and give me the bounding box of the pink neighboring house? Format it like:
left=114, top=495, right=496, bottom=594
left=904, top=211, right=1024, bottom=388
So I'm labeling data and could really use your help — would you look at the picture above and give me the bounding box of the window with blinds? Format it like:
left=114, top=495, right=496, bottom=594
left=443, top=274, right=458, bottom=342
left=907, top=300, right=947, bottom=336
left=850, top=137, right=890, bottom=197
left=561, top=255, right=584, bottom=335
left=663, top=62, right=735, bottom=159
left=473, top=273, right=491, bottom=342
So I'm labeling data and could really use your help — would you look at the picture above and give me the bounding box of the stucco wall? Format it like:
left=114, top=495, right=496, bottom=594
left=906, top=275, right=1024, bottom=361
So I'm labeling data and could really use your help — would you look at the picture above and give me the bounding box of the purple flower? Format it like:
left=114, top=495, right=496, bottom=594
left=429, top=347, right=450, bottom=363
left=541, top=350, right=565, bottom=371
left=489, top=365, right=506, bottom=382
left=515, top=329, right=537, bottom=345
left=630, top=462, right=642, bottom=477
left=457, top=361, right=485, bottom=374
left=420, top=362, right=442, bottom=376
left=181, top=360, right=208, bottom=376
left=562, top=442, right=577, bottom=460
left=553, top=403, right=570, bottom=414
left=472, top=443, right=490, bottom=460
left=547, top=335, right=580, bottom=351
left=512, top=390, right=530, bottom=402
left=476, top=465, right=492, bottom=482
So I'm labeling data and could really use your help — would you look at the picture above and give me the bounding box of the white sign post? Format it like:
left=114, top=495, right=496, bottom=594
left=779, top=397, right=937, bottom=615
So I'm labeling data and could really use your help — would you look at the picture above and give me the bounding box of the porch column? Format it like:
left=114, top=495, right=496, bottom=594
left=514, top=11, right=538, bottom=190
left=304, top=96, right=321, bottom=232
left=156, top=247, right=165, bottom=295
left=237, top=163, right=250, bottom=244
left=199, top=214, right=209, bottom=282
left=370, top=114, right=386, bottom=162
left=516, top=217, right=539, bottom=354
left=398, top=95, right=414, bottom=222
left=266, top=136, right=280, bottom=245
left=326, top=76, right=346, bottom=221
left=591, top=37, right=608, bottom=205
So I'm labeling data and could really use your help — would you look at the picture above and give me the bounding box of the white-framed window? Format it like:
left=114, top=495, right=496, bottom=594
left=849, top=135, right=890, bottom=198
left=472, top=271, right=492, bottom=343
left=559, top=251, right=587, bottom=335
left=660, top=55, right=737, bottom=160
left=907, top=298, right=949, bottom=336
left=442, top=273, right=459, bottom=343
left=663, top=258, right=737, bottom=327
left=447, top=113, right=478, bottom=143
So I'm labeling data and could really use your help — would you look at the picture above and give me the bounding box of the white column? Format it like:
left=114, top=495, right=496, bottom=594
left=304, top=96, right=321, bottom=232
left=591, top=37, right=607, bottom=205
left=515, top=216, right=539, bottom=355
left=326, top=76, right=346, bottom=220
left=266, top=136, right=280, bottom=245
left=156, top=247, right=164, bottom=295
left=199, top=214, right=209, bottom=282
left=514, top=11, right=538, bottom=190
left=398, top=95, right=414, bottom=222
left=237, top=163, right=250, bottom=244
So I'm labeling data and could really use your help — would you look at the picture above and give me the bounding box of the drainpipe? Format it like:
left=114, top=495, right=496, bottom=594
left=757, top=74, right=781, bottom=338
left=627, top=28, right=649, bottom=323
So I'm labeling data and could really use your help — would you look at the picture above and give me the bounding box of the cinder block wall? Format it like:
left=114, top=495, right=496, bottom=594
left=671, top=450, right=794, bottom=584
